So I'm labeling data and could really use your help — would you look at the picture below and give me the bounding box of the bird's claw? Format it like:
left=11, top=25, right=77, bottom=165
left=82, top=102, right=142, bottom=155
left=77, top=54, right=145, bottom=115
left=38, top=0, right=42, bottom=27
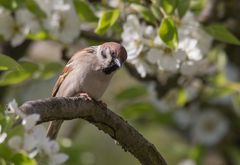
left=79, top=93, right=92, bottom=101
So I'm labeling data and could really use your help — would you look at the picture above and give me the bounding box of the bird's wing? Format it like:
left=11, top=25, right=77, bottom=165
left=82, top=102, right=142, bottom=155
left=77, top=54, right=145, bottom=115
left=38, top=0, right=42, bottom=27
left=51, top=60, right=73, bottom=97
left=51, top=47, right=96, bottom=97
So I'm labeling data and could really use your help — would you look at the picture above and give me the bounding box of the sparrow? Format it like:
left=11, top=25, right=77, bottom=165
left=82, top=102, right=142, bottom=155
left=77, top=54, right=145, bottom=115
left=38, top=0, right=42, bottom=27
left=47, top=42, right=127, bottom=139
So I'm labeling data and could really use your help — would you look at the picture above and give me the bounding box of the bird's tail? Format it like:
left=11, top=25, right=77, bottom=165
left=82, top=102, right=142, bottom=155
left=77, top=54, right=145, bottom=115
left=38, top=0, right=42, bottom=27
left=47, top=120, right=63, bottom=140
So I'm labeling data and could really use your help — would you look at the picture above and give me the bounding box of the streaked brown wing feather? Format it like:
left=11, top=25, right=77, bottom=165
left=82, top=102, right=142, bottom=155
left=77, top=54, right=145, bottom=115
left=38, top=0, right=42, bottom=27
left=52, top=61, right=73, bottom=97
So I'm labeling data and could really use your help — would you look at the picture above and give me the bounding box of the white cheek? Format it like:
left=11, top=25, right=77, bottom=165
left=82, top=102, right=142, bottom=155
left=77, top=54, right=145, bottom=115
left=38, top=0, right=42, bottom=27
left=106, top=48, right=110, bottom=57
left=105, top=48, right=112, bottom=63
left=96, top=46, right=113, bottom=68
left=96, top=45, right=101, bottom=56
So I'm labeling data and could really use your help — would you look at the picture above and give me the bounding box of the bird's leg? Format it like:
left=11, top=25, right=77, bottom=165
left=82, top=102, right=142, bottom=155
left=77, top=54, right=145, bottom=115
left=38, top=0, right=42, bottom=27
left=79, top=92, right=92, bottom=101
left=78, top=92, right=107, bottom=108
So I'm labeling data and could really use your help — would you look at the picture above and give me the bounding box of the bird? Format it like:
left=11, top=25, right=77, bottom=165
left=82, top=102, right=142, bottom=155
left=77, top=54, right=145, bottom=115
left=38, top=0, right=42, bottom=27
left=47, top=42, right=127, bottom=139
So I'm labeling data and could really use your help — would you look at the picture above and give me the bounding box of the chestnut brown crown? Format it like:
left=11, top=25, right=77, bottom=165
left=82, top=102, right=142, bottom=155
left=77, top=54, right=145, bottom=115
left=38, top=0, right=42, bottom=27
left=101, top=42, right=128, bottom=66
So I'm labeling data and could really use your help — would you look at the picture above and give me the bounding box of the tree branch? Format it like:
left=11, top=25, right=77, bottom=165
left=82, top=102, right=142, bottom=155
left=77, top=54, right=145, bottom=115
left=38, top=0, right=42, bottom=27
left=19, top=97, right=167, bottom=165
left=80, top=30, right=120, bottom=43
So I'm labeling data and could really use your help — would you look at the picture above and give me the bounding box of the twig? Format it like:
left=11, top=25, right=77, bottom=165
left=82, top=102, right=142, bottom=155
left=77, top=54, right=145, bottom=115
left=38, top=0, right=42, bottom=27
left=80, top=30, right=121, bottom=43
left=198, top=0, right=219, bottom=24
left=19, top=97, right=167, bottom=165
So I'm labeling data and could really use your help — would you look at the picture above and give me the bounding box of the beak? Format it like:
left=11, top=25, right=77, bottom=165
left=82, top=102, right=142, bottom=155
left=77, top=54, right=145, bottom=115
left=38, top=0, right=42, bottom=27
left=114, top=58, right=122, bottom=67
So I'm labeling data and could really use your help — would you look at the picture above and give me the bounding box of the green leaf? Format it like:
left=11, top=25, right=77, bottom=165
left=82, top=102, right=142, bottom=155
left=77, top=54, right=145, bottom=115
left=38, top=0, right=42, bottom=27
left=40, top=62, right=62, bottom=80
left=130, top=4, right=156, bottom=23
left=95, top=9, right=120, bottom=35
left=159, top=17, right=178, bottom=48
left=228, top=147, right=240, bottom=165
left=0, top=54, right=22, bottom=71
left=0, top=70, right=30, bottom=86
left=161, top=0, right=177, bottom=14
left=0, top=61, right=39, bottom=86
left=190, top=0, right=205, bottom=12
left=205, top=24, right=240, bottom=45
left=20, top=61, right=39, bottom=74
left=177, top=88, right=187, bottom=106
left=151, top=4, right=163, bottom=21
left=115, top=86, right=147, bottom=100
left=232, top=93, right=240, bottom=117
left=0, top=158, right=7, bottom=165
left=177, top=0, right=190, bottom=18
left=24, top=0, right=46, bottom=18
left=11, top=152, right=37, bottom=165
left=0, top=34, right=4, bottom=42
left=27, top=31, right=48, bottom=40
left=0, top=0, right=23, bottom=10
left=121, top=102, right=155, bottom=119
left=73, top=0, right=98, bottom=22
left=190, top=145, right=204, bottom=164
left=0, top=143, right=13, bottom=160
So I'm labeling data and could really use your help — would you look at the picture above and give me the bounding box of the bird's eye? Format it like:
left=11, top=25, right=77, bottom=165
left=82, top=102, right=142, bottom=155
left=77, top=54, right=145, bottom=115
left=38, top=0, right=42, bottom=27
left=110, top=50, right=115, bottom=57
left=101, top=50, right=107, bottom=59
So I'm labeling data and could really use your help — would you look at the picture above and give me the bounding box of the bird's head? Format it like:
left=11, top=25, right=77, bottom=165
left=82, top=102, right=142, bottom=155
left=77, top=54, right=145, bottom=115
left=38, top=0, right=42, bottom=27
left=96, top=42, right=127, bottom=74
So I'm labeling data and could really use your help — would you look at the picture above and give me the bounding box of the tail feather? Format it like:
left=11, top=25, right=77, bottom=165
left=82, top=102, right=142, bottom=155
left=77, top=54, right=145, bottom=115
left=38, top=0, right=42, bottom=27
left=47, top=120, right=63, bottom=140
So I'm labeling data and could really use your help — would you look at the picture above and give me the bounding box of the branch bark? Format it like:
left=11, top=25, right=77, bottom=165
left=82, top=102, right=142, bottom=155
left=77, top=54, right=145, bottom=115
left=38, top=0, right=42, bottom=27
left=19, top=97, right=167, bottom=165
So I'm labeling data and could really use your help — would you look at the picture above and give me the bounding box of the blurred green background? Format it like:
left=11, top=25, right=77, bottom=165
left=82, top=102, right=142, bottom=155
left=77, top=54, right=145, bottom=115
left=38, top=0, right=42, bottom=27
left=1, top=0, right=240, bottom=165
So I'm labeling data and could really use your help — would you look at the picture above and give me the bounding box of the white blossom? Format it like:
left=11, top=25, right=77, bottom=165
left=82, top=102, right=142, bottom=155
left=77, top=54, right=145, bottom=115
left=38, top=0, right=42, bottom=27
left=8, top=136, right=22, bottom=151
left=174, top=109, right=193, bottom=129
left=40, top=139, right=69, bottom=165
left=15, top=9, right=40, bottom=34
left=147, top=82, right=176, bottom=112
left=122, top=11, right=212, bottom=77
left=8, top=134, right=39, bottom=158
left=180, top=61, right=199, bottom=75
left=0, top=8, right=26, bottom=46
left=0, top=7, right=15, bottom=41
left=144, top=26, right=155, bottom=38
left=6, top=99, right=24, bottom=117
left=34, top=0, right=70, bottom=15
left=130, top=59, right=150, bottom=78
left=178, top=12, right=212, bottom=60
left=35, top=0, right=80, bottom=44
left=180, top=60, right=208, bottom=76
left=8, top=114, right=40, bottom=154
left=122, top=15, right=144, bottom=61
left=148, top=35, right=206, bottom=73
left=0, top=7, right=41, bottom=46
left=8, top=120, right=68, bottom=163
left=22, top=114, right=40, bottom=130
left=27, top=40, right=63, bottom=62
left=11, top=34, right=26, bottom=47
left=6, top=99, right=68, bottom=163
left=45, top=9, right=80, bottom=44
left=122, top=15, right=159, bottom=77
left=178, top=38, right=201, bottom=61
left=0, top=125, right=7, bottom=144
left=178, top=159, right=196, bottom=165
left=184, top=80, right=202, bottom=100
left=23, top=134, right=38, bottom=151
left=107, top=0, right=121, bottom=8
left=191, top=110, right=229, bottom=146
left=49, top=153, right=69, bottom=165
left=146, top=47, right=186, bottom=72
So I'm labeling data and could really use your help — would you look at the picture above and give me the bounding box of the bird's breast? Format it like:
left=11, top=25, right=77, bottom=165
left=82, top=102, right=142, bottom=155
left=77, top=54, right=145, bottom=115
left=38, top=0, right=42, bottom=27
left=56, top=64, right=113, bottom=99
left=80, top=70, right=113, bottom=99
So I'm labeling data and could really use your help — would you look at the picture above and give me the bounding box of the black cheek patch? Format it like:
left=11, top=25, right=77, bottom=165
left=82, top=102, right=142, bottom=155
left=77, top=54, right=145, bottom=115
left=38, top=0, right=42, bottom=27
left=102, top=61, right=119, bottom=74
left=101, top=50, right=107, bottom=59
